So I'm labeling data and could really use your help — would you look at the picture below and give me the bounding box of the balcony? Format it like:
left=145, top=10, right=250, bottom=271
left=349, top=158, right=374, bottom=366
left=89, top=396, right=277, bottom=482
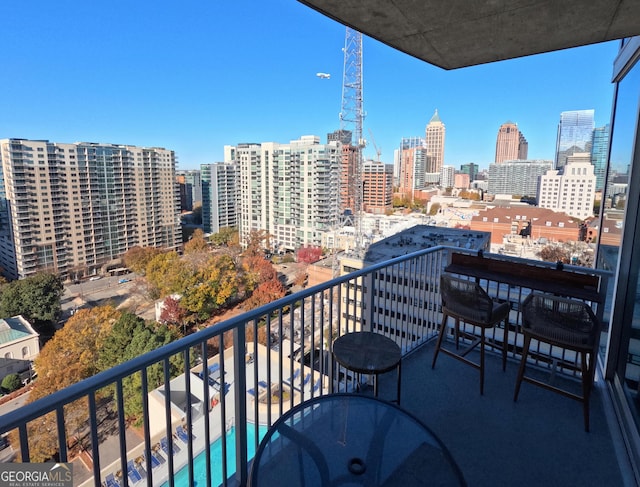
left=0, top=247, right=631, bottom=486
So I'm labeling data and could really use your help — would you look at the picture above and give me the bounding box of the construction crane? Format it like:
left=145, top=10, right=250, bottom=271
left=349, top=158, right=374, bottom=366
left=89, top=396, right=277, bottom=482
left=368, top=128, right=381, bottom=162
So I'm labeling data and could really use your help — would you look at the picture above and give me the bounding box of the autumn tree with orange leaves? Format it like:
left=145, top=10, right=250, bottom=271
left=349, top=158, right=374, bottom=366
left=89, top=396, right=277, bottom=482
left=12, top=306, right=121, bottom=462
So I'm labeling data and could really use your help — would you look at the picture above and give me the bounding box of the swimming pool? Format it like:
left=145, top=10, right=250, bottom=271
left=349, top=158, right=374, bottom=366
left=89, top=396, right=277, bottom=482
left=162, top=423, right=268, bottom=487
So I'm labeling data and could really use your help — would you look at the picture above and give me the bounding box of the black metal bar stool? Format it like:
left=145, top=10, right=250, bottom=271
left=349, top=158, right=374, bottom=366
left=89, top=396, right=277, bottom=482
left=432, top=273, right=510, bottom=395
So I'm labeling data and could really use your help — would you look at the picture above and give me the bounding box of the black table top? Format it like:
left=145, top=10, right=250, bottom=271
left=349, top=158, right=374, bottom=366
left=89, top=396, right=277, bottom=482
left=249, top=394, right=466, bottom=487
left=332, top=331, right=401, bottom=375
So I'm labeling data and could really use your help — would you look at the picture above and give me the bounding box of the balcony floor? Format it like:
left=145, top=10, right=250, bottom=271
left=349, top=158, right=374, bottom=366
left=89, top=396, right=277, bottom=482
left=374, top=339, right=632, bottom=486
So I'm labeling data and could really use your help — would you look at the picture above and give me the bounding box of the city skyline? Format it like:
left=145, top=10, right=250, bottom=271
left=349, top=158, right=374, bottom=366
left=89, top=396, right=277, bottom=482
left=0, top=1, right=618, bottom=171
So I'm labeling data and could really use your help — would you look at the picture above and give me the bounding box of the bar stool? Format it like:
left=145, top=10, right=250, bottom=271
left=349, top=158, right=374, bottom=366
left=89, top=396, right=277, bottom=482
left=432, top=273, right=510, bottom=395
left=514, top=293, right=601, bottom=432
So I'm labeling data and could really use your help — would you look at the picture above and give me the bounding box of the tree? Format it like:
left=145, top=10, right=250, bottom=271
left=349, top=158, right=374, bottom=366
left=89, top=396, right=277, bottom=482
left=97, top=312, right=185, bottom=423
left=297, top=246, right=322, bottom=264
left=123, top=246, right=164, bottom=275
left=392, top=195, right=411, bottom=208
left=191, top=203, right=203, bottom=225
left=243, top=278, right=286, bottom=311
left=17, top=306, right=121, bottom=462
left=210, top=227, right=239, bottom=247
left=537, top=244, right=568, bottom=263
left=1, top=373, right=21, bottom=393
left=429, top=203, right=441, bottom=216
left=0, top=273, right=63, bottom=333
left=184, top=228, right=209, bottom=254
left=181, top=254, right=241, bottom=320
left=293, top=271, right=308, bottom=287
left=145, top=251, right=193, bottom=299
left=159, top=295, right=188, bottom=333
left=242, top=255, right=276, bottom=293
left=244, top=230, right=270, bottom=257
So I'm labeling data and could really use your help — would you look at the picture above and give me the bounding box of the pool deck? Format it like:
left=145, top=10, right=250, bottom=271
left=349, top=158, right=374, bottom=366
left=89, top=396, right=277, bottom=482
left=81, top=342, right=328, bottom=487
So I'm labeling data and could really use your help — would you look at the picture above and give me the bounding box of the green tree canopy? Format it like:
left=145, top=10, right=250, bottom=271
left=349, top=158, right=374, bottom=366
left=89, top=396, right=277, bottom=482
left=0, top=273, right=63, bottom=332
left=210, top=227, right=239, bottom=247
left=98, top=312, right=185, bottom=423
left=1, top=373, right=21, bottom=393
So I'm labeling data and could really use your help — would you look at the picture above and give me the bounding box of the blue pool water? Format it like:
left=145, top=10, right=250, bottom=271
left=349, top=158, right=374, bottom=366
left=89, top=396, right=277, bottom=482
left=161, top=423, right=268, bottom=487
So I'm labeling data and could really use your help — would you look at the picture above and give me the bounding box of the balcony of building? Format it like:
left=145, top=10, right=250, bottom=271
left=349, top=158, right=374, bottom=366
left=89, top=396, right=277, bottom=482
left=0, top=246, right=633, bottom=487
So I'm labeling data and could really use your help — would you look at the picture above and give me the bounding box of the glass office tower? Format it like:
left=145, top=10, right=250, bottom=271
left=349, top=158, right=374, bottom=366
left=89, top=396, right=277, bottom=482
left=555, top=109, right=595, bottom=170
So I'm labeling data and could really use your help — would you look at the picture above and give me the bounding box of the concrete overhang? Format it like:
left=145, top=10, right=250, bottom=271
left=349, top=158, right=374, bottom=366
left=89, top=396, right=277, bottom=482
left=297, top=0, right=640, bottom=69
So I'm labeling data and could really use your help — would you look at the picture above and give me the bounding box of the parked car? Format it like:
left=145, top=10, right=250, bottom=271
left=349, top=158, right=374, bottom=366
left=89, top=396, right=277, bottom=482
left=89, top=275, right=102, bottom=281
left=118, top=278, right=130, bottom=284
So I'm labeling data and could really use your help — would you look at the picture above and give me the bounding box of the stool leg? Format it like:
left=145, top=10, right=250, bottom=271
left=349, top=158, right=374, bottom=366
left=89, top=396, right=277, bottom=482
left=502, top=317, right=509, bottom=371
left=432, top=312, right=449, bottom=369
left=480, top=327, right=485, bottom=395
left=396, top=360, right=402, bottom=405
left=514, top=334, right=531, bottom=401
left=581, top=351, right=590, bottom=432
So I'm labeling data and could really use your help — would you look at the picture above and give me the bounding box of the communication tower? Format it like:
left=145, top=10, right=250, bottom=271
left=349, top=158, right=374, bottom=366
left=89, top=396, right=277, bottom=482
left=339, top=27, right=365, bottom=253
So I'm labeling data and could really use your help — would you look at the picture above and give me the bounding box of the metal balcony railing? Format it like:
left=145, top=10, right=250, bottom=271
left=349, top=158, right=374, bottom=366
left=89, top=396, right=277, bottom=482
left=0, top=246, right=611, bottom=487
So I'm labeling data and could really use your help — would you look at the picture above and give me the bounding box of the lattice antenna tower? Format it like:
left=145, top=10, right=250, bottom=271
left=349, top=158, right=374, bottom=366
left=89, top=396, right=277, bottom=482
left=339, top=27, right=365, bottom=254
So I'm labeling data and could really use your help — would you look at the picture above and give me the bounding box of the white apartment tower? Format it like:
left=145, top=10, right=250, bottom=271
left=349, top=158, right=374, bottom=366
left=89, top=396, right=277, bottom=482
left=201, top=162, right=240, bottom=234
left=425, top=110, right=446, bottom=173
left=236, top=136, right=341, bottom=252
left=0, top=139, right=180, bottom=280
left=538, top=153, right=596, bottom=220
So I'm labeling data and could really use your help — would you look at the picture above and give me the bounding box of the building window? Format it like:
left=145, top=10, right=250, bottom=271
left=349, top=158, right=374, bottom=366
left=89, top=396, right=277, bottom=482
left=22, top=346, right=28, bottom=358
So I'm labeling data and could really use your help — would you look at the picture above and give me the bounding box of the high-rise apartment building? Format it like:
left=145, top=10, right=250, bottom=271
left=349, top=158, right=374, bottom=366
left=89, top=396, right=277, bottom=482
left=398, top=137, right=427, bottom=197
left=327, top=129, right=352, bottom=145
left=460, top=163, right=479, bottom=182
left=487, top=159, right=552, bottom=197
left=176, top=170, right=202, bottom=211
left=201, top=162, right=240, bottom=234
left=538, top=153, right=596, bottom=220
left=362, top=161, right=393, bottom=215
left=495, top=121, right=528, bottom=163
left=555, top=109, right=595, bottom=170
left=440, top=165, right=455, bottom=189
left=425, top=110, right=445, bottom=173
left=339, top=145, right=359, bottom=216
left=591, top=124, right=610, bottom=191
left=0, top=139, right=180, bottom=280
left=235, top=136, right=340, bottom=252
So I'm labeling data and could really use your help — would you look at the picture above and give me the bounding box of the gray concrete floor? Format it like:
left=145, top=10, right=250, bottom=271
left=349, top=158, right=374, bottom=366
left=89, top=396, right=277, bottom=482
left=374, top=340, right=632, bottom=487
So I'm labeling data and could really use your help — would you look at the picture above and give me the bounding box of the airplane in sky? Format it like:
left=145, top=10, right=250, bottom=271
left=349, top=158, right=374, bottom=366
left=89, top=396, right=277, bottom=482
left=316, top=72, right=331, bottom=79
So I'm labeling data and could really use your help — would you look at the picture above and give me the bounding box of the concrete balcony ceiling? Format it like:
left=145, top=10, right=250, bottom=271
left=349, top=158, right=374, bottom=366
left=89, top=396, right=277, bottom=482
left=298, top=0, right=640, bottom=69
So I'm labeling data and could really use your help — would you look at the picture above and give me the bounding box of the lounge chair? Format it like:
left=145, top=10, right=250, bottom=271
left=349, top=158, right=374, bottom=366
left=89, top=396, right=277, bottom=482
left=258, top=380, right=269, bottom=389
left=150, top=451, right=162, bottom=468
left=302, top=373, right=311, bottom=386
left=208, top=362, right=220, bottom=375
left=105, top=473, right=120, bottom=487
left=312, top=378, right=322, bottom=393
left=284, top=369, right=301, bottom=384
left=135, top=459, right=147, bottom=479
left=248, top=388, right=257, bottom=397
left=127, top=460, right=142, bottom=484
left=161, top=436, right=181, bottom=455
left=176, top=424, right=195, bottom=442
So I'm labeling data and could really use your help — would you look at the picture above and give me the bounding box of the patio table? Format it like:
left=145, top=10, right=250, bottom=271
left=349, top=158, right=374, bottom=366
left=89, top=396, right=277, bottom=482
left=249, top=394, right=466, bottom=486
left=332, top=331, right=402, bottom=403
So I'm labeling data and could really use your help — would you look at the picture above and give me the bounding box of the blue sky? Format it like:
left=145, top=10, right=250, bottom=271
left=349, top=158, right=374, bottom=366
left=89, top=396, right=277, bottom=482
left=1, top=0, right=619, bottom=171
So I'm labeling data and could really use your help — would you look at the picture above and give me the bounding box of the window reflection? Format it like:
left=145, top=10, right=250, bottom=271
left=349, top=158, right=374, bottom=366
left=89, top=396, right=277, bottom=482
left=601, top=53, right=640, bottom=418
